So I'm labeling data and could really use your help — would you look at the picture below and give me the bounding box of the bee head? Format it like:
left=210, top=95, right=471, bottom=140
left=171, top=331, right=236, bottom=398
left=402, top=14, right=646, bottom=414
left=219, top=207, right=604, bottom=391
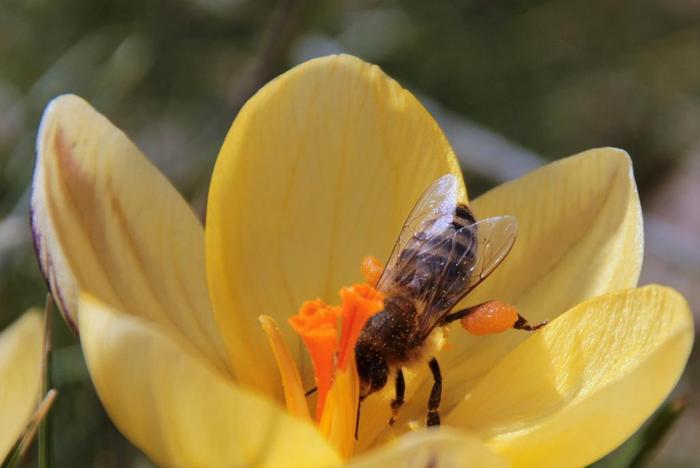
left=355, top=340, right=389, bottom=398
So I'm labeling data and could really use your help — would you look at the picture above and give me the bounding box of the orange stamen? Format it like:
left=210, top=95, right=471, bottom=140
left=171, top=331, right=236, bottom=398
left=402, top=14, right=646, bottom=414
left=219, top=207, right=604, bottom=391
left=337, top=284, right=384, bottom=370
left=461, top=300, right=518, bottom=336
left=360, top=256, right=384, bottom=287
left=288, top=300, right=340, bottom=420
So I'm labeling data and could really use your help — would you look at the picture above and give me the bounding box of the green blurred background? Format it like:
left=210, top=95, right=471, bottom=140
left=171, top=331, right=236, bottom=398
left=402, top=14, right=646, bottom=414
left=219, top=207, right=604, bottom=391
left=1, top=0, right=698, bottom=466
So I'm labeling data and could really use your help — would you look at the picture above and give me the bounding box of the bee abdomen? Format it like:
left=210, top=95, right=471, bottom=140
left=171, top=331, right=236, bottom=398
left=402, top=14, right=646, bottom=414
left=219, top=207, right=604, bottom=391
left=453, top=203, right=476, bottom=227
left=397, top=203, right=477, bottom=292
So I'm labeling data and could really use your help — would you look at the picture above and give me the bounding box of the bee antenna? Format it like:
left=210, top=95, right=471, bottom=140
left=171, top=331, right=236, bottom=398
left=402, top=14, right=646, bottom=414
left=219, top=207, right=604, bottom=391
left=355, top=396, right=366, bottom=440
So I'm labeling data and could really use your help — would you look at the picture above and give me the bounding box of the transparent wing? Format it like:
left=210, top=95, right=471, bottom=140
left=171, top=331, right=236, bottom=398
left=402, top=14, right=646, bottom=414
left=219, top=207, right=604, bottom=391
left=376, top=174, right=517, bottom=338
left=417, top=215, right=517, bottom=337
left=376, top=174, right=460, bottom=293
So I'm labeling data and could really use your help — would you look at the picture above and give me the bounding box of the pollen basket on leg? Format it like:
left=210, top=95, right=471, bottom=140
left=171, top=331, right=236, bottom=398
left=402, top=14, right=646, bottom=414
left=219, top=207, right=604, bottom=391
left=461, top=301, right=518, bottom=336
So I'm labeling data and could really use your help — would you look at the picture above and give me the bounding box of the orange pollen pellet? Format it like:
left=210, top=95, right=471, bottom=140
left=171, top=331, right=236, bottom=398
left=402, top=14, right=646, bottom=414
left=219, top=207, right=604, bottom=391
left=461, top=301, right=518, bottom=336
left=360, top=256, right=384, bottom=287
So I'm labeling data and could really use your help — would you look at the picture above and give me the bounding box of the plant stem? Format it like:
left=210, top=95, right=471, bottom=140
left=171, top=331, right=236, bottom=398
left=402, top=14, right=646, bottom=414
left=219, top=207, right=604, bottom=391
left=2, top=391, right=57, bottom=468
left=39, top=295, right=54, bottom=468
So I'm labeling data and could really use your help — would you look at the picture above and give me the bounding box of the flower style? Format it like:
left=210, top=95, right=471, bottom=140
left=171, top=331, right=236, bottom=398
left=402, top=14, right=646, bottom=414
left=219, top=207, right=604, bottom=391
left=0, top=312, right=43, bottom=462
left=31, top=55, right=693, bottom=466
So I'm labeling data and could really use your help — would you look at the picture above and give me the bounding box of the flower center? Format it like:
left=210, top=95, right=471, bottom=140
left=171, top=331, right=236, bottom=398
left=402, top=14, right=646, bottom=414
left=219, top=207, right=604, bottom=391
left=259, top=256, right=384, bottom=458
left=258, top=256, right=534, bottom=458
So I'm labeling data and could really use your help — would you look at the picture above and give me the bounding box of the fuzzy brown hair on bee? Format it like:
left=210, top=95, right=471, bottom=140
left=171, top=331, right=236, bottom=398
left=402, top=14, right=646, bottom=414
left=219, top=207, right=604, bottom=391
left=353, top=174, right=545, bottom=437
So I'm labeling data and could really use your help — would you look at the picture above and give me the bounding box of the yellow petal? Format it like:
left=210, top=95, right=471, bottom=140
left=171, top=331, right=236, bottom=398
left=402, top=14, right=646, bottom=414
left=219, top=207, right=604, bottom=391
left=78, top=294, right=341, bottom=467
left=435, top=148, right=644, bottom=414
left=319, top=357, right=360, bottom=459
left=347, top=428, right=508, bottom=468
left=446, top=285, right=694, bottom=468
left=470, top=147, right=642, bottom=308
left=0, top=312, right=42, bottom=462
left=206, top=54, right=464, bottom=397
left=31, top=94, right=230, bottom=374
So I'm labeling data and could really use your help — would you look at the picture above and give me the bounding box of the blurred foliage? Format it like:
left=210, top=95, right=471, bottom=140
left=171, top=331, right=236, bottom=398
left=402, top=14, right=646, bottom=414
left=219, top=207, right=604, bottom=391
left=0, top=0, right=698, bottom=466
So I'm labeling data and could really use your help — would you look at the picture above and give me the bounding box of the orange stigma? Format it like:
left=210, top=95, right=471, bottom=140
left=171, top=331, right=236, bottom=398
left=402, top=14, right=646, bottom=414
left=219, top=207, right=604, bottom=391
left=265, top=258, right=387, bottom=458
left=337, top=284, right=384, bottom=370
left=288, top=282, right=384, bottom=422
left=288, top=300, right=340, bottom=420
left=360, top=255, right=384, bottom=287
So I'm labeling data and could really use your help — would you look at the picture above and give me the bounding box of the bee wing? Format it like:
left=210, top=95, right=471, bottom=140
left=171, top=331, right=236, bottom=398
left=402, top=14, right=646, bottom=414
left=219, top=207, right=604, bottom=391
left=375, top=173, right=517, bottom=338
left=465, top=215, right=518, bottom=285
left=416, top=215, right=518, bottom=337
left=376, top=174, right=461, bottom=293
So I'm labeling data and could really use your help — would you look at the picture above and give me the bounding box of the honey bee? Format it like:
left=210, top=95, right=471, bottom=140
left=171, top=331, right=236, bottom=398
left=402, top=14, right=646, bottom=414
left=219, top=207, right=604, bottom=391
left=354, top=174, right=544, bottom=433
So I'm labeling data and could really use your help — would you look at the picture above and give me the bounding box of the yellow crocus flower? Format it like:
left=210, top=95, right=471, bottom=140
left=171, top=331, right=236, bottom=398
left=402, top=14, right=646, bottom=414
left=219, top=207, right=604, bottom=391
left=0, top=312, right=43, bottom=463
left=31, top=54, right=693, bottom=467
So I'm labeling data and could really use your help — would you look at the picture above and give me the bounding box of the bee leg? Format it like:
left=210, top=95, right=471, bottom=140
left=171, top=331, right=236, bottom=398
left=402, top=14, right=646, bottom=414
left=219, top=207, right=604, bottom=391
left=442, top=306, right=478, bottom=323
left=445, top=302, right=547, bottom=335
left=513, top=314, right=547, bottom=331
left=427, top=358, right=442, bottom=427
left=389, top=369, right=405, bottom=425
